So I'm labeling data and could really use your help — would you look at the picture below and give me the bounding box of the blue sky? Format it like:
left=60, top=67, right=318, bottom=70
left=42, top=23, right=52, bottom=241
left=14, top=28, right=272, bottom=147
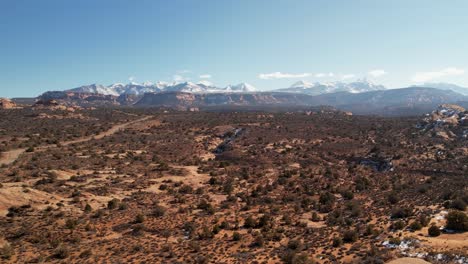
left=1, top=0, right=468, bottom=97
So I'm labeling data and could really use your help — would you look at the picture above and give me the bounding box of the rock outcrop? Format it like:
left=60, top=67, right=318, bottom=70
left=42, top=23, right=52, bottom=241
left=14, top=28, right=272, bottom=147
left=418, top=104, right=468, bottom=139
left=0, top=98, right=18, bottom=109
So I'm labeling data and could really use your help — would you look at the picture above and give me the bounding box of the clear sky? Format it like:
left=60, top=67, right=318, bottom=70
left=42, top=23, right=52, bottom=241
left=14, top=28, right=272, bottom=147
left=1, top=0, right=468, bottom=97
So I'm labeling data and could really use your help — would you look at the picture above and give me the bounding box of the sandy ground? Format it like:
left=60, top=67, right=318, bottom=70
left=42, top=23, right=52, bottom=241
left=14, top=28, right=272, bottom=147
left=144, top=165, right=210, bottom=194
left=0, top=148, right=26, bottom=166
left=386, top=257, right=431, bottom=264
left=0, top=183, right=68, bottom=216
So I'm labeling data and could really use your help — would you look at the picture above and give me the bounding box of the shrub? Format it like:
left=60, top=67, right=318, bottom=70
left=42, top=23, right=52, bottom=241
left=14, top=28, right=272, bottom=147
left=287, top=239, right=302, bottom=250
left=342, top=229, right=358, bottom=243
left=65, top=218, right=78, bottom=230
left=281, top=251, right=315, bottom=264
left=388, top=237, right=401, bottom=245
left=53, top=245, right=69, bottom=259
left=391, top=207, right=412, bottom=219
left=84, top=203, right=92, bottom=213
left=446, top=210, right=468, bottom=231
left=387, top=192, right=399, bottom=204
left=251, top=234, right=265, bottom=247
left=391, top=220, right=406, bottom=230
left=311, top=212, right=321, bottom=222
left=418, top=214, right=430, bottom=227
left=243, top=215, right=256, bottom=228
left=332, top=237, right=343, bottom=247
left=152, top=204, right=166, bottom=217
left=409, top=221, right=422, bottom=231
left=118, top=203, right=128, bottom=210
left=448, top=199, right=467, bottom=211
left=79, top=249, right=92, bottom=258
left=341, top=190, right=354, bottom=200
left=0, top=244, right=13, bottom=260
left=428, top=225, right=441, bottom=237
left=107, top=198, right=120, bottom=210
left=26, top=147, right=35, bottom=152
left=232, top=232, right=241, bottom=241
left=135, top=213, right=145, bottom=223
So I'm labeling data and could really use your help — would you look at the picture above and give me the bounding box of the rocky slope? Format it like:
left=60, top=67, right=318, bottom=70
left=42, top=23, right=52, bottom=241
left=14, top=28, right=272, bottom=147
left=133, top=87, right=468, bottom=115
left=0, top=98, right=18, bottom=109
left=134, top=92, right=309, bottom=109
left=418, top=104, right=468, bottom=139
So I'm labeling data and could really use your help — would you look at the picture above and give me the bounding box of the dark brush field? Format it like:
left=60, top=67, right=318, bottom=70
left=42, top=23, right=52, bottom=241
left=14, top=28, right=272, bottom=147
left=0, top=107, right=466, bottom=264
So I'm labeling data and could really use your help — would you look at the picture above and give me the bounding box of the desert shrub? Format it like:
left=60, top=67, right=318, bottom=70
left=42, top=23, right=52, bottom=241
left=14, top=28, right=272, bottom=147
left=198, top=225, right=214, bottom=240
left=79, top=249, right=92, bottom=258
left=388, top=237, right=400, bottom=245
left=132, top=224, right=145, bottom=236
left=355, top=177, right=370, bottom=191
left=0, top=244, right=13, bottom=260
left=257, top=213, right=272, bottom=228
left=232, top=232, right=241, bottom=241
left=53, top=245, right=69, bottom=259
left=152, top=204, right=166, bottom=217
left=342, top=229, right=358, bottom=243
left=281, top=251, right=315, bottom=264
left=197, top=199, right=215, bottom=214
left=244, top=215, right=256, bottom=228
left=287, top=239, right=302, bottom=250
left=179, top=184, right=193, bottom=194
left=135, top=213, right=145, bottom=223
left=332, top=237, right=343, bottom=247
left=387, top=192, right=399, bottom=204
left=311, top=212, right=321, bottom=222
left=65, top=218, right=78, bottom=230
left=447, top=199, right=467, bottom=211
left=341, top=189, right=354, bottom=200
left=251, top=234, right=265, bottom=247
left=409, top=221, right=422, bottom=231
left=319, top=192, right=335, bottom=213
left=390, top=207, right=412, bottom=219
left=118, top=202, right=128, bottom=210
left=107, top=198, right=120, bottom=210
left=84, top=203, right=92, bottom=212
left=446, top=210, right=468, bottom=231
left=418, top=214, right=430, bottom=227
left=391, top=220, right=406, bottom=230
left=428, top=225, right=441, bottom=237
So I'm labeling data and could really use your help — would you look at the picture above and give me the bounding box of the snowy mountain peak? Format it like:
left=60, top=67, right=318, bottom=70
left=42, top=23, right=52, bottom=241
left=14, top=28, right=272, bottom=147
left=290, top=81, right=314, bottom=89
left=275, top=80, right=386, bottom=96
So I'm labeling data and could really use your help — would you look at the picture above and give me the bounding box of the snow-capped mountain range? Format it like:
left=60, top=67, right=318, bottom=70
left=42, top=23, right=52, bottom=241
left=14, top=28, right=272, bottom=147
left=274, top=79, right=386, bottom=95
left=64, top=80, right=468, bottom=97
left=67, top=81, right=257, bottom=96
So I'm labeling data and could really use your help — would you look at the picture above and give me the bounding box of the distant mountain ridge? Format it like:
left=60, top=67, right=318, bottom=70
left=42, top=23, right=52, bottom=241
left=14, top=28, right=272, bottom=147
left=274, top=79, right=386, bottom=95
left=131, top=87, right=468, bottom=116
left=415, top=82, right=468, bottom=96
left=31, top=81, right=468, bottom=116
left=67, top=81, right=257, bottom=96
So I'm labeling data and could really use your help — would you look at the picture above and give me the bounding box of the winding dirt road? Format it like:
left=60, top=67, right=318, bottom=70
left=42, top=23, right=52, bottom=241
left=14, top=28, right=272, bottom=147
left=0, top=116, right=152, bottom=166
